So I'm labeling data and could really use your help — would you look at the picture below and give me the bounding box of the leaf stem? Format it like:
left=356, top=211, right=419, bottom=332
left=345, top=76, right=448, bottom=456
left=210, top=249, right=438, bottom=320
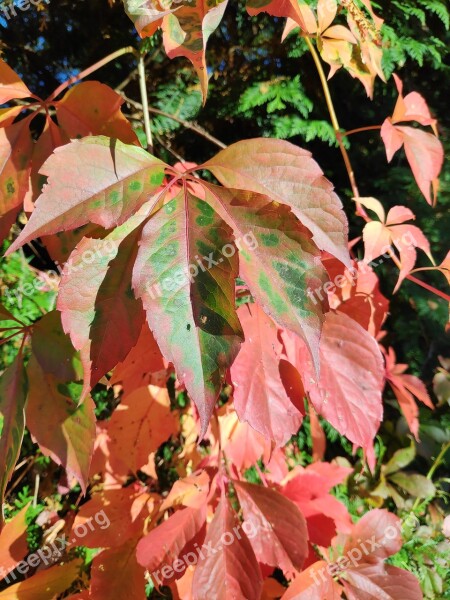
left=137, top=53, right=153, bottom=154
left=412, top=441, right=450, bottom=512
left=46, top=46, right=138, bottom=102
left=387, top=249, right=450, bottom=302
left=343, top=125, right=382, bottom=137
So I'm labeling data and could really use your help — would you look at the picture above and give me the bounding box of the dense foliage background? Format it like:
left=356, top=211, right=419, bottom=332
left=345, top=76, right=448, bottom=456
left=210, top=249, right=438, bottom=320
left=0, top=0, right=449, bottom=598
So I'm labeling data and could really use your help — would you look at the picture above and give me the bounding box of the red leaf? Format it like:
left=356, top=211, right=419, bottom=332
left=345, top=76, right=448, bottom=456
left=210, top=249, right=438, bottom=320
left=136, top=506, right=206, bottom=572
left=111, top=323, right=166, bottom=394
left=280, top=560, right=343, bottom=599
left=191, top=496, right=262, bottom=600
left=0, top=505, right=29, bottom=573
left=230, top=303, right=303, bottom=446
left=234, top=480, right=308, bottom=574
left=91, top=538, right=146, bottom=600
left=57, top=214, right=146, bottom=395
left=343, top=563, right=422, bottom=600
left=106, top=385, right=179, bottom=474
left=285, top=311, right=384, bottom=449
left=0, top=59, right=33, bottom=103
left=342, top=509, right=402, bottom=562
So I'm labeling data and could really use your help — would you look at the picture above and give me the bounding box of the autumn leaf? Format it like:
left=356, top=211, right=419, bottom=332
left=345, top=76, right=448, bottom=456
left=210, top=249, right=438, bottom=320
left=230, top=303, right=303, bottom=446
left=0, top=504, right=29, bottom=573
left=91, top=538, right=146, bottom=600
left=283, top=311, right=384, bottom=450
left=381, top=76, right=444, bottom=205
left=0, top=352, right=28, bottom=530
left=234, top=480, right=309, bottom=575
left=191, top=495, right=262, bottom=600
left=205, top=184, right=328, bottom=370
left=0, top=59, right=33, bottom=103
left=57, top=212, right=147, bottom=395
left=6, top=136, right=166, bottom=254
left=384, top=347, right=433, bottom=439
left=136, top=505, right=207, bottom=573
left=203, top=138, right=350, bottom=266
left=110, top=323, right=167, bottom=394
left=106, top=384, right=179, bottom=474
left=358, top=196, right=433, bottom=291
left=0, top=560, right=81, bottom=600
left=124, top=0, right=228, bottom=101
left=281, top=560, right=343, bottom=599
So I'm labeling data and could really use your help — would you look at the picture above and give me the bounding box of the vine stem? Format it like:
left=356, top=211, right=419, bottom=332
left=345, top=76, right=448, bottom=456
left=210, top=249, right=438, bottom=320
left=304, top=36, right=361, bottom=202
left=412, top=441, right=450, bottom=512
left=46, top=46, right=138, bottom=102
left=343, top=125, right=382, bottom=137
left=137, top=54, right=153, bottom=154
left=305, top=35, right=450, bottom=302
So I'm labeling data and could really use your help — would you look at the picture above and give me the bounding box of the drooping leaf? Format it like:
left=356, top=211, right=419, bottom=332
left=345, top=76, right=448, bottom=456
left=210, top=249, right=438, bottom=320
left=26, top=356, right=96, bottom=493
left=0, top=504, right=29, bottom=573
left=162, top=1, right=229, bottom=102
left=191, top=495, right=262, bottom=600
left=136, top=506, right=207, bottom=572
left=0, top=560, right=81, bottom=600
left=91, top=538, right=146, bottom=600
left=205, top=184, right=327, bottom=370
left=230, top=303, right=303, bottom=446
left=6, top=136, right=166, bottom=254
left=203, top=138, right=350, bottom=266
left=0, top=353, right=28, bottom=529
left=106, top=385, right=179, bottom=474
left=133, top=189, right=243, bottom=434
left=57, top=212, right=147, bottom=395
left=234, top=480, right=308, bottom=574
left=284, top=311, right=384, bottom=449
left=343, top=563, right=423, bottom=600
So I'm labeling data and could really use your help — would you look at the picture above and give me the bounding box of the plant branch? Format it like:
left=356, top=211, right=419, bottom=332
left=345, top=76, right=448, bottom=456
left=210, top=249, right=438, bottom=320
left=121, top=93, right=227, bottom=149
left=47, top=46, right=138, bottom=102
left=137, top=54, right=153, bottom=154
left=304, top=36, right=361, bottom=202
left=343, top=125, right=382, bottom=137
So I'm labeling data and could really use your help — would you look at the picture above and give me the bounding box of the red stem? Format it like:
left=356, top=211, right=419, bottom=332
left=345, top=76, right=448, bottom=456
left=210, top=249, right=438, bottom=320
left=342, top=125, right=382, bottom=137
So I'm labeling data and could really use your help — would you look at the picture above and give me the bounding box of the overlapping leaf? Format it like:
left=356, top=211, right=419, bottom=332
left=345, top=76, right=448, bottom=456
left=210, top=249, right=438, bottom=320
left=0, top=353, right=28, bottom=529
left=0, top=61, right=138, bottom=243
left=124, top=0, right=228, bottom=100
left=381, top=75, right=444, bottom=205
left=230, top=303, right=303, bottom=445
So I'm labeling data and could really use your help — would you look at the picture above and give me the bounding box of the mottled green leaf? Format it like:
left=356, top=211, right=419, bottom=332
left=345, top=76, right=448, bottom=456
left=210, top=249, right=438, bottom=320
left=7, top=136, right=166, bottom=255
left=205, top=184, right=327, bottom=368
left=133, top=188, right=243, bottom=433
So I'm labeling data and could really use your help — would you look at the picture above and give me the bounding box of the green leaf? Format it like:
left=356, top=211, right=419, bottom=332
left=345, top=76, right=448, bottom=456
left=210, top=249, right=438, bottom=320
left=383, top=442, right=415, bottom=476
left=389, top=472, right=436, bottom=499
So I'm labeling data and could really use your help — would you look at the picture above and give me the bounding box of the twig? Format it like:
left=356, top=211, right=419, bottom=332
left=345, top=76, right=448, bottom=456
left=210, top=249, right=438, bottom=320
left=343, top=125, right=383, bottom=137
left=120, top=93, right=227, bottom=149
left=47, top=46, right=138, bottom=102
left=137, top=54, right=153, bottom=154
